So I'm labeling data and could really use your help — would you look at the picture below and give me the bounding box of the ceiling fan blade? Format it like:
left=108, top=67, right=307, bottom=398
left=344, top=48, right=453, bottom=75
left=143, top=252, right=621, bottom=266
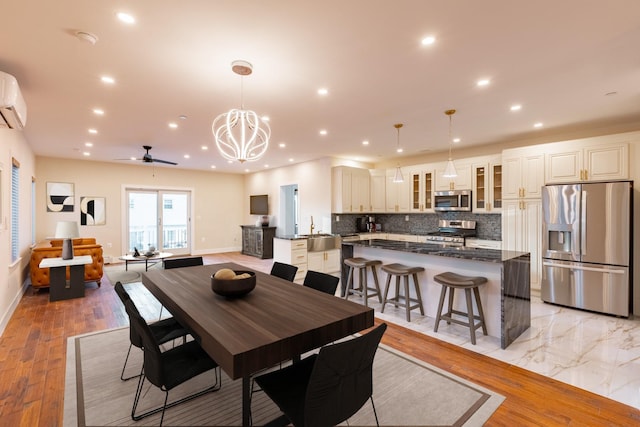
left=152, top=158, right=178, bottom=165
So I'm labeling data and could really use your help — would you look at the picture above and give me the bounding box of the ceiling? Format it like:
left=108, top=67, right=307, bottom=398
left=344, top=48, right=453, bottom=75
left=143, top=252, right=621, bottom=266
left=2, top=0, right=640, bottom=174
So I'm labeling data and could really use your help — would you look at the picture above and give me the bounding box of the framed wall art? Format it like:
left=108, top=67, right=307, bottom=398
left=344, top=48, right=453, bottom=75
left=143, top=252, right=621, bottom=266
left=80, top=196, right=106, bottom=225
left=46, top=182, right=74, bottom=212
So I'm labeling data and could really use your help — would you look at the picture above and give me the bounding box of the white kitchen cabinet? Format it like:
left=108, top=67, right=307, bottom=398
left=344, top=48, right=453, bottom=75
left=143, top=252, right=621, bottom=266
left=465, top=238, right=502, bottom=250
left=502, top=199, right=542, bottom=290
left=385, top=168, right=411, bottom=213
left=369, top=169, right=386, bottom=212
left=307, top=249, right=341, bottom=274
left=273, top=238, right=308, bottom=282
left=408, top=166, right=435, bottom=212
left=502, top=149, right=544, bottom=199
left=331, top=166, right=371, bottom=213
left=386, top=233, right=419, bottom=242
left=435, top=161, right=472, bottom=191
left=545, top=141, right=629, bottom=183
left=472, top=156, right=502, bottom=213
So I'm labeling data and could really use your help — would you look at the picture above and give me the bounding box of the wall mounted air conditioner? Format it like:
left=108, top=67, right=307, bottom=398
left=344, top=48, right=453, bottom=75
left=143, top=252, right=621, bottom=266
left=0, top=71, right=27, bottom=129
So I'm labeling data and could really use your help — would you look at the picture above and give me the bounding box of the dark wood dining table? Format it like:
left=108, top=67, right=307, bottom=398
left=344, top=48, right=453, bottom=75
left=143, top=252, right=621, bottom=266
left=142, top=262, right=374, bottom=426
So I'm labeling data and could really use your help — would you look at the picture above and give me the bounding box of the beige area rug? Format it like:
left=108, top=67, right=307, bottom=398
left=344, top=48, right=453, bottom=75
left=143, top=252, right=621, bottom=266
left=64, top=327, right=504, bottom=426
left=103, top=261, right=163, bottom=285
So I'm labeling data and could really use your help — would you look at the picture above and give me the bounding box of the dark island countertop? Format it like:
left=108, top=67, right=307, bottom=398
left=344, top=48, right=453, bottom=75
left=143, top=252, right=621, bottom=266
left=343, top=239, right=528, bottom=263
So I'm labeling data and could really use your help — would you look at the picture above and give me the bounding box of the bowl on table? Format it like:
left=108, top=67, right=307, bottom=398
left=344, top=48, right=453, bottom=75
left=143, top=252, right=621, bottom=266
left=211, top=269, right=256, bottom=297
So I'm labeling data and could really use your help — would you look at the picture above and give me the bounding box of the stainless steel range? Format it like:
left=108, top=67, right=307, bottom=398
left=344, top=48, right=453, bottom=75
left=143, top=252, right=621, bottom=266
left=424, top=220, right=477, bottom=247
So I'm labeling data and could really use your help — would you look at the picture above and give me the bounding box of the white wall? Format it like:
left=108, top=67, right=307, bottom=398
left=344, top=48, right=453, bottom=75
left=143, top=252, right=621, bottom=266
left=0, top=128, right=36, bottom=335
left=35, top=157, right=245, bottom=260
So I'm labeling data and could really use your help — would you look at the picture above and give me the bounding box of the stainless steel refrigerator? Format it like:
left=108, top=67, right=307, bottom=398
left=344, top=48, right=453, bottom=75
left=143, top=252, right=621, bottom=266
left=541, top=181, right=633, bottom=317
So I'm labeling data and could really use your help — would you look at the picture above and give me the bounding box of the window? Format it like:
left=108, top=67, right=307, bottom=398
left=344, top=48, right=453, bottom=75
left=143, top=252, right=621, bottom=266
left=11, top=158, right=20, bottom=262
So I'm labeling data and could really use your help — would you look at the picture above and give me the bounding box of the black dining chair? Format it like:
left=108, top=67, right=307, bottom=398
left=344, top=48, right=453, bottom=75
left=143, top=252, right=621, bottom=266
left=270, top=262, right=298, bottom=282
left=303, top=270, right=340, bottom=295
left=114, top=282, right=190, bottom=381
left=158, top=256, right=204, bottom=318
left=163, top=256, right=204, bottom=269
left=254, top=323, right=387, bottom=427
left=125, top=298, right=222, bottom=426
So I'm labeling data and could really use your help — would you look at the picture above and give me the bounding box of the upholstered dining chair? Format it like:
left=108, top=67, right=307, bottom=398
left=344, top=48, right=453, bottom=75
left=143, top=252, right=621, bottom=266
left=270, top=262, right=298, bottom=282
left=125, top=297, right=222, bottom=426
left=254, top=323, right=387, bottom=427
left=114, top=281, right=189, bottom=381
left=303, top=270, right=340, bottom=295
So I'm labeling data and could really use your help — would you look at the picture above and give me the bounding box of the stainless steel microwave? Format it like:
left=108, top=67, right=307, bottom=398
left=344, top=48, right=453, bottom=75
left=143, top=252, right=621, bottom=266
left=434, top=190, right=472, bottom=212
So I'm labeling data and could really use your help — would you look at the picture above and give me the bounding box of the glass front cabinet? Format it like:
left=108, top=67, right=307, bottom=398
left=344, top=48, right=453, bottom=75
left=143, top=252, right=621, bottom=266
left=409, top=167, right=435, bottom=213
left=472, top=156, right=502, bottom=213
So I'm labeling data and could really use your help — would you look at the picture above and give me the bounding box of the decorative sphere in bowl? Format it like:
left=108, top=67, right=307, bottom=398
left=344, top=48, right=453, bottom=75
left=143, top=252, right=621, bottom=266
left=211, top=270, right=256, bottom=297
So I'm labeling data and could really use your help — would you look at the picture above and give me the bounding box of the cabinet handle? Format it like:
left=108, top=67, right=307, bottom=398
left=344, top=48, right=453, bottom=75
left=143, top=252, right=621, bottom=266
left=487, top=202, right=491, bottom=211
left=449, top=182, right=454, bottom=190
left=583, top=169, right=588, bottom=180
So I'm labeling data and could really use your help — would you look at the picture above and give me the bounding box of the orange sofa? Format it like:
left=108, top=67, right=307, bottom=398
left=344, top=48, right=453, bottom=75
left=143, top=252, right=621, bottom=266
left=30, top=238, right=104, bottom=290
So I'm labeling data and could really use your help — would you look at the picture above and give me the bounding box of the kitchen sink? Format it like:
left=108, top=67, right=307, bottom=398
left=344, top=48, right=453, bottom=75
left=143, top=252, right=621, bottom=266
left=302, top=234, right=342, bottom=252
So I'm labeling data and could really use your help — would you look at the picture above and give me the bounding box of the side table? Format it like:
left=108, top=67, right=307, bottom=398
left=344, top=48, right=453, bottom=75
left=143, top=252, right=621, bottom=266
left=39, top=255, right=93, bottom=302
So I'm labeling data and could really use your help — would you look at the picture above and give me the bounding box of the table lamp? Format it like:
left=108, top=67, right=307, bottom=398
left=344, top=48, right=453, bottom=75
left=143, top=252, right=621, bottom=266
left=55, top=221, right=80, bottom=260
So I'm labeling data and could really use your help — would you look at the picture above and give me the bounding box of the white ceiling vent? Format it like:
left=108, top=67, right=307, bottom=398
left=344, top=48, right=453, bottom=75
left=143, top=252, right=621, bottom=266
left=0, top=71, right=27, bottom=130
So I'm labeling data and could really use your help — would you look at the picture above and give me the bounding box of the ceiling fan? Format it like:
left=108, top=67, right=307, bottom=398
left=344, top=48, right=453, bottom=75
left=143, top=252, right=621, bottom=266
left=132, top=145, right=177, bottom=165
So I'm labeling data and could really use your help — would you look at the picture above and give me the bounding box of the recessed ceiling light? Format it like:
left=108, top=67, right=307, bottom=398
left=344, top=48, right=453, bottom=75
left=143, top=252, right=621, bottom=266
left=421, top=36, right=436, bottom=46
left=262, top=116, right=270, bottom=122
left=82, top=152, right=90, bottom=156
left=534, top=122, right=544, bottom=128
left=179, top=115, right=188, bottom=120
left=477, top=79, right=491, bottom=87
left=117, top=12, right=136, bottom=24
left=362, top=140, right=369, bottom=146
left=88, top=128, right=97, bottom=134
left=210, top=165, right=216, bottom=169
left=264, top=164, right=269, bottom=168
left=244, top=169, right=250, bottom=173
left=184, top=154, right=190, bottom=159
left=289, top=158, right=294, bottom=162
left=101, top=75, right=115, bottom=84
left=201, top=145, right=208, bottom=150
left=396, top=148, right=403, bottom=153
left=75, top=31, right=98, bottom=45
left=85, top=142, right=93, bottom=147
left=317, top=88, right=328, bottom=95
left=279, top=143, right=286, bottom=148
left=453, top=138, right=461, bottom=143
left=510, top=104, right=522, bottom=111
left=227, top=160, right=233, bottom=164
left=92, top=108, right=104, bottom=115
left=168, top=122, right=178, bottom=129
left=130, top=156, right=136, bottom=161
left=319, top=129, right=328, bottom=135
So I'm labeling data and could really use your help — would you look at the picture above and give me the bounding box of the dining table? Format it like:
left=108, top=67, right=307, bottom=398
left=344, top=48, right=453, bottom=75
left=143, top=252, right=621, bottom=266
left=141, top=262, right=374, bottom=426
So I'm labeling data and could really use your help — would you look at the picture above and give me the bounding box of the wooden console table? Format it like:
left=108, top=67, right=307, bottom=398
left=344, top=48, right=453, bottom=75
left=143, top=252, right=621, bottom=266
left=39, top=255, right=93, bottom=302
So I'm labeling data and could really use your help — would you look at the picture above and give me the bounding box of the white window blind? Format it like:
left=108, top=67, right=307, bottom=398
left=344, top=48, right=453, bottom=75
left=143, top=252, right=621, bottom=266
left=11, top=158, right=20, bottom=262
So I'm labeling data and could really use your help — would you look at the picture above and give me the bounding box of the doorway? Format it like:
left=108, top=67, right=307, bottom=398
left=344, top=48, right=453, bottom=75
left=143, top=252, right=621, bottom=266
left=125, top=189, right=191, bottom=256
left=280, top=184, right=299, bottom=235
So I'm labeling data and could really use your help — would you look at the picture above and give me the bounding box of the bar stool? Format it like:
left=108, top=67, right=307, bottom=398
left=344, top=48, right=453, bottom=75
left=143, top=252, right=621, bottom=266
left=343, top=257, right=382, bottom=307
left=380, top=263, right=425, bottom=322
left=433, top=272, right=488, bottom=345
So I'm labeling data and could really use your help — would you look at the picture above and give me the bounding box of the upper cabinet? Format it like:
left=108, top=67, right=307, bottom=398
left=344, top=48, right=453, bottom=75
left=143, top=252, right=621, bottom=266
left=408, top=166, right=435, bottom=212
left=435, top=161, right=472, bottom=191
left=502, top=148, right=545, bottom=199
left=369, top=169, right=387, bottom=213
left=385, top=168, right=411, bottom=213
left=472, top=155, right=502, bottom=213
left=545, top=140, right=629, bottom=184
left=332, top=166, right=371, bottom=213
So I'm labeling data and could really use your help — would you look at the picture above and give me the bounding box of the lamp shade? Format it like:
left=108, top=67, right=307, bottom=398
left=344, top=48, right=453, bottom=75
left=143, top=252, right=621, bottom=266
left=443, top=159, right=458, bottom=178
left=393, top=166, right=404, bottom=183
left=55, top=221, right=79, bottom=260
left=55, top=221, right=80, bottom=239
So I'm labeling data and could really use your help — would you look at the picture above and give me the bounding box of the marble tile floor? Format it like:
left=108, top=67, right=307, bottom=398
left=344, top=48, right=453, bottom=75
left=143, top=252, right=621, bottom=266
left=353, top=293, right=640, bottom=410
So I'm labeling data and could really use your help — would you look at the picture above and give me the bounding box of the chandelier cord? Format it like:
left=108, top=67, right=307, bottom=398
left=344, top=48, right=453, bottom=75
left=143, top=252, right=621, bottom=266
left=448, top=114, right=453, bottom=160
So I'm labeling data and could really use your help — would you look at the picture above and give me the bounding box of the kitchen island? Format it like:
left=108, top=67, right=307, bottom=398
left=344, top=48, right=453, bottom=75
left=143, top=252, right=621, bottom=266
left=342, top=239, right=530, bottom=349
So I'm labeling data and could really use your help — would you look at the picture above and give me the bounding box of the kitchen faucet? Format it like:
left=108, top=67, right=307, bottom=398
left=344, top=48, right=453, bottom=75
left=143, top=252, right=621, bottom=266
left=310, top=216, right=315, bottom=235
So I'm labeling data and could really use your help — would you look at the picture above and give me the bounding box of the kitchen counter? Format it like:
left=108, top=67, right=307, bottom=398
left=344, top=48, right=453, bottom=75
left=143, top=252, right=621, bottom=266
left=342, top=240, right=530, bottom=349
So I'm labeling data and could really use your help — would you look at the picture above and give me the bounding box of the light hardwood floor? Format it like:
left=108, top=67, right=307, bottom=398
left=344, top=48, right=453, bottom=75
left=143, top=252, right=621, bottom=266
left=1, top=252, right=639, bottom=426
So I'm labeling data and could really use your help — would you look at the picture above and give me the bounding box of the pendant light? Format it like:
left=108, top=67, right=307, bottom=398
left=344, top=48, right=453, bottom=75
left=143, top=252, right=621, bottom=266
left=442, top=109, right=458, bottom=178
left=393, top=123, right=404, bottom=183
left=212, top=60, right=270, bottom=163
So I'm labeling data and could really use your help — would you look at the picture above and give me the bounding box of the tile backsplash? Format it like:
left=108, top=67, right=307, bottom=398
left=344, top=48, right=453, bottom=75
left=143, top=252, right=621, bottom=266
left=332, top=212, right=502, bottom=240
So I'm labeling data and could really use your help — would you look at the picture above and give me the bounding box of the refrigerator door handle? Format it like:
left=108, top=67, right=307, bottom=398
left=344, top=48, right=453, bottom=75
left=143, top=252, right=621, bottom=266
left=543, top=261, right=626, bottom=275
left=581, top=190, right=587, bottom=256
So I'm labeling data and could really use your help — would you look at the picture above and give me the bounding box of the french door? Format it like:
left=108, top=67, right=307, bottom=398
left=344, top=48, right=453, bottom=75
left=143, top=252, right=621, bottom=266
left=126, top=189, right=191, bottom=256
